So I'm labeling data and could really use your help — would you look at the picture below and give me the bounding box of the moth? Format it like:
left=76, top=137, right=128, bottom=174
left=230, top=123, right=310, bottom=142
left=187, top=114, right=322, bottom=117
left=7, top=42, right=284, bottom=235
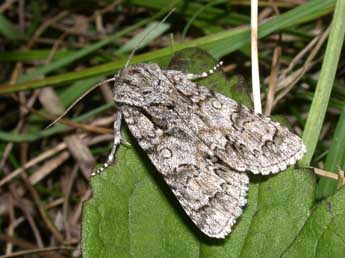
left=91, top=60, right=306, bottom=239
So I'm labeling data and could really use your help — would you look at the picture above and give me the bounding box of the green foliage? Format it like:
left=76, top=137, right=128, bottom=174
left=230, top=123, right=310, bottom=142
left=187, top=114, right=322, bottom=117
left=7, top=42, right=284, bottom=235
left=282, top=186, right=345, bottom=258
left=0, top=0, right=335, bottom=93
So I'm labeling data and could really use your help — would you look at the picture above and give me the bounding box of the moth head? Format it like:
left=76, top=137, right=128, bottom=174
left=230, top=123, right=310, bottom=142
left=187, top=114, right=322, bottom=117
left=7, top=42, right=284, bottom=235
left=113, top=63, right=172, bottom=107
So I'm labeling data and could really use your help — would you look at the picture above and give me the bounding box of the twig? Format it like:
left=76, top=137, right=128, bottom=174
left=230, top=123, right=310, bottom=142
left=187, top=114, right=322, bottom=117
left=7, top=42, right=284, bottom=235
left=18, top=0, right=24, bottom=32
left=313, top=168, right=345, bottom=189
left=28, top=11, right=69, bottom=48
left=0, top=0, right=17, bottom=12
left=313, top=167, right=345, bottom=186
left=20, top=172, right=65, bottom=244
left=5, top=195, right=14, bottom=255
left=0, top=233, right=36, bottom=250
left=46, top=32, right=68, bottom=64
left=278, top=35, right=319, bottom=87
left=0, top=78, right=40, bottom=170
left=0, top=246, right=72, bottom=258
left=63, top=165, right=79, bottom=239
left=0, top=233, right=64, bottom=258
left=94, top=0, right=123, bottom=32
left=264, top=0, right=281, bottom=115
left=28, top=151, right=70, bottom=185
left=64, top=135, right=95, bottom=177
left=0, top=133, right=114, bottom=187
left=264, top=46, right=281, bottom=115
left=272, top=26, right=330, bottom=109
left=96, top=0, right=122, bottom=15
left=16, top=199, right=44, bottom=248
left=0, top=143, right=67, bottom=187
left=12, top=94, right=113, bottom=135
left=45, top=198, right=65, bottom=209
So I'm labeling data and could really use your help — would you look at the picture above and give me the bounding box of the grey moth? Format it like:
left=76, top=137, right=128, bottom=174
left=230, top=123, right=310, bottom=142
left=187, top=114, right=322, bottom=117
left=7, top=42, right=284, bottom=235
left=92, top=48, right=306, bottom=239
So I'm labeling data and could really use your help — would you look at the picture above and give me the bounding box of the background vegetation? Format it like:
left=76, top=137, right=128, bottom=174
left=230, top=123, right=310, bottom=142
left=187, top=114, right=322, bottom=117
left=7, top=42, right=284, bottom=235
left=0, top=0, right=344, bottom=257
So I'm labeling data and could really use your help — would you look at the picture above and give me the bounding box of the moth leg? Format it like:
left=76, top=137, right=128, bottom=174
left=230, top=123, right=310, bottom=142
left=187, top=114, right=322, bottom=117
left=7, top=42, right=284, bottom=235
left=91, top=110, right=122, bottom=177
left=185, top=61, right=223, bottom=80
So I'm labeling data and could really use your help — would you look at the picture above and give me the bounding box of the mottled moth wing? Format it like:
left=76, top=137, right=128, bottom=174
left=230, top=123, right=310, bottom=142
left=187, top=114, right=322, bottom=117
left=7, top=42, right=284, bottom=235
left=121, top=105, right=249, bottom=238
left=162, top=69, right=306, bottom=175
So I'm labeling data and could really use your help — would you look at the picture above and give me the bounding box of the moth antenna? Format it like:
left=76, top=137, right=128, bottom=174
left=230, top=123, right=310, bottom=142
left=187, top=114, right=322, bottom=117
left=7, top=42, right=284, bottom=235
left=123, top=8, right=176, bottom=70
left=185, top=61, right=223, bottom=80
left=45, top=77, right=116, bottom=129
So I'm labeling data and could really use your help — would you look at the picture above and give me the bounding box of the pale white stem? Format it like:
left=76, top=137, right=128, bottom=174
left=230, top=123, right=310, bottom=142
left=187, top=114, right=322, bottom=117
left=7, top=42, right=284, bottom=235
left=251, top=0, right=262, bottom=114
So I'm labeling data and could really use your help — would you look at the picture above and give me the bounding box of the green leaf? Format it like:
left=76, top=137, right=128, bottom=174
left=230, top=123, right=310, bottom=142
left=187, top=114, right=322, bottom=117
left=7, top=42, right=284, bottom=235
left=82, top=48, right=317, bottom=258
left=200, top=169, right=315, bottom=258
left=167, top=48, right=252, bottom=107
left=82, top=139, right=199, bottom=258
left=282, top=186, right=345, bottom=258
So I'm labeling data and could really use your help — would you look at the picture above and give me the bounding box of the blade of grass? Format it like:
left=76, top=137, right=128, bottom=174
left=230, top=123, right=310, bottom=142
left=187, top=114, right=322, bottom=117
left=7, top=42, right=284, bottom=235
left=0, top=50, right=73, bottom=62
left=25, top=0, right=42, bottom=37
left=315, top=111, right=345, bottom=199
left=299, top=0, right=345, bottom=167
left=298, top=91, right=345, bottom=111
left=116, top=21, right=170, bottom=54
left=0, top=14, right=27, bottom=40
left=181, top=0, right=228, bottom=40
left=0, top=0, right=336, bottom=94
